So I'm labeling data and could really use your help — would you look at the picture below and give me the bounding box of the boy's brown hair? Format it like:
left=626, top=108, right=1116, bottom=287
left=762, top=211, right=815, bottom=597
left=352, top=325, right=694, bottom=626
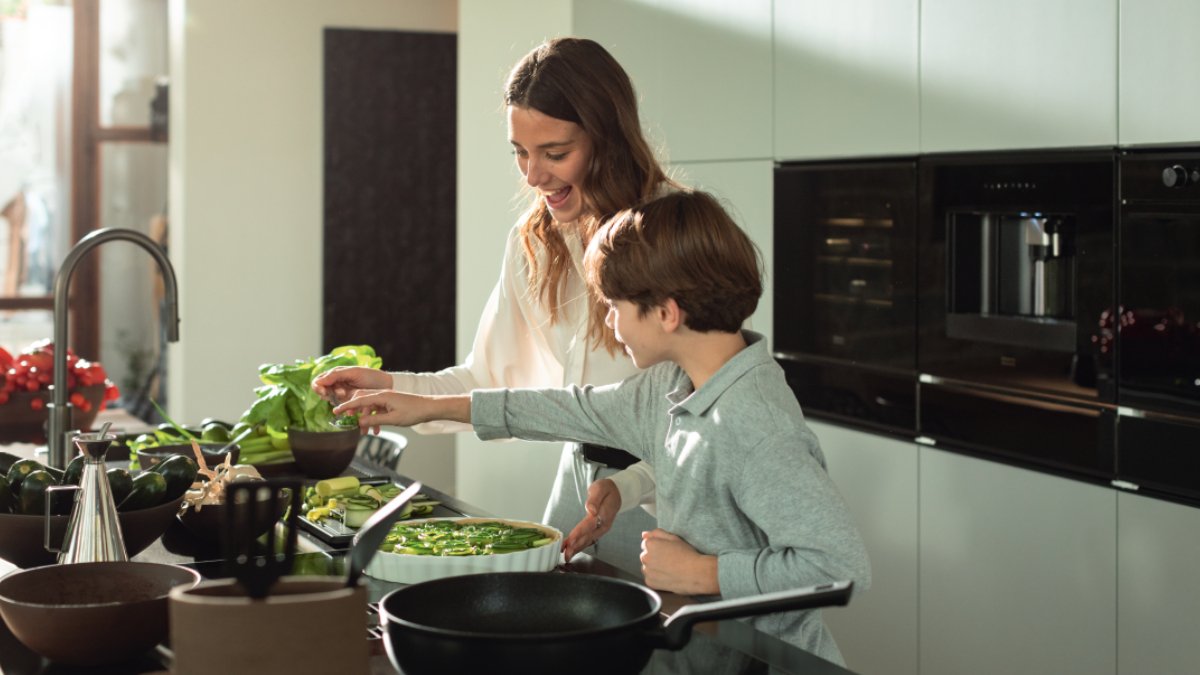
left=584, top=190, right=763, bottom=333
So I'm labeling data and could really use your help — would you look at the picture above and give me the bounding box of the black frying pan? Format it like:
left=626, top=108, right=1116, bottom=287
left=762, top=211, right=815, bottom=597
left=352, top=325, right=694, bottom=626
left=379, top=572, right=852, bottom=675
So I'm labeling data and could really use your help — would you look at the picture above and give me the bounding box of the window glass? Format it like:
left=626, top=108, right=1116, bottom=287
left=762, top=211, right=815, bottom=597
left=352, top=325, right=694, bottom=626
left=99, top=0, right=167, bottom=127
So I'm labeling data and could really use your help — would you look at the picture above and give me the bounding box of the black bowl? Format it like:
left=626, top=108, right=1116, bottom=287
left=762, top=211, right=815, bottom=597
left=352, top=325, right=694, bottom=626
left=137, top=443, right=240, bottom=470
left=0, top=495, right=186, bottom=568
left=288, top=428, right=360, bottom=479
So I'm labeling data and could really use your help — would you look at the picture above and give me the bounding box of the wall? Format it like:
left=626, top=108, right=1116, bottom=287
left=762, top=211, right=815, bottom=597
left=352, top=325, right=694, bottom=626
left=453, top=0, right=573, bottom=520
left=167, top=0, right=457, bottom=491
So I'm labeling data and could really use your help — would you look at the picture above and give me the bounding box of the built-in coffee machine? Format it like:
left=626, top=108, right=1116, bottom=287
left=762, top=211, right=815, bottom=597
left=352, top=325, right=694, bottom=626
left=916, top=150, right=1117, bottom=479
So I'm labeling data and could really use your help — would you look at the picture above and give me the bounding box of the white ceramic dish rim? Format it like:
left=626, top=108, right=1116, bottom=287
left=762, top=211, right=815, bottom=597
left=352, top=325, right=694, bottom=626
left=364, top=516, right=562, bottom=583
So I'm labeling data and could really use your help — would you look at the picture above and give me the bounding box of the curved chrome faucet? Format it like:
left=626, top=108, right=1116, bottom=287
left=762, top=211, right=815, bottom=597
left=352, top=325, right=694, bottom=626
left=47, top=228, right=180, bottom=468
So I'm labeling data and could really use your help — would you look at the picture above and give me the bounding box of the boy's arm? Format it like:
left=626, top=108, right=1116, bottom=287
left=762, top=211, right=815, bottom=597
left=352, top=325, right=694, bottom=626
left=470, top=377, right=654, bottom=460
left=333, top=390, right=471, bottom=431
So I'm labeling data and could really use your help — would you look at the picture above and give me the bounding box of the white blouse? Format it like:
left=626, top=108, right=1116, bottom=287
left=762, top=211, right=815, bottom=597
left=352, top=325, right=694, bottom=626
left=387, top=217, right=656, bottom=510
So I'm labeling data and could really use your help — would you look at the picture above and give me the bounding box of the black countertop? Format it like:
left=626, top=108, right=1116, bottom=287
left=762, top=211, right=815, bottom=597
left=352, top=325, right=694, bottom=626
left=0, top=452, right=858, bottom=675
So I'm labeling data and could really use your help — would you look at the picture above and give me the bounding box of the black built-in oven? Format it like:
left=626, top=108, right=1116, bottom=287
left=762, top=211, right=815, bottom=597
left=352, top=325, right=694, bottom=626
left=1115, top=148, right=1200, bottom=503
left=774, top=159, right=918, bottom=435
left=916, top=150, right=1117, bottom=480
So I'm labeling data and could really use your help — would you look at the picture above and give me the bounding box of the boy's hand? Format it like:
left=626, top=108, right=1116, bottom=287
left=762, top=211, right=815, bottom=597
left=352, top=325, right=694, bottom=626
left=640, top=529, right=719, bottom=596
left=333, top=391, right=470, bottom=434
left=562, top=478, right=621, bottom=561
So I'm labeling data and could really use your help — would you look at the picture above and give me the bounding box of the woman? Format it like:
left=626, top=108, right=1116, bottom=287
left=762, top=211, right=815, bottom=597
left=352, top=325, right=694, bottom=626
left=313, top=37, right=679, bottom=574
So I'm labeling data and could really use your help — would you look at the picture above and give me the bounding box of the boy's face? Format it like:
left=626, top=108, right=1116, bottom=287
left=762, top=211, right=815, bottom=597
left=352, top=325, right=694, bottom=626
left=507, top=105, right=593, bottom=225
left=604, top=299, right=667, bottom=368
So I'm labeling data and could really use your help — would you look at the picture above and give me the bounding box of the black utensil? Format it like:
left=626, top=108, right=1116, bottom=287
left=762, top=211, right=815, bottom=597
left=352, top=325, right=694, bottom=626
left=222, top=478, right=303, bottom=599
left=345, top=481, right=422, bottom=588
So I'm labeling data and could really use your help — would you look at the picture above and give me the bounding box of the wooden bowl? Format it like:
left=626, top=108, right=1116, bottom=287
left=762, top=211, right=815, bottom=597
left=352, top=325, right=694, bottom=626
left=0, top=385, right=105, bottom=445
left=0, top=561, right=200, bottom=666
left=0, top=495, right=185, bottom=568
left=288, top=428, right=360, bottom=479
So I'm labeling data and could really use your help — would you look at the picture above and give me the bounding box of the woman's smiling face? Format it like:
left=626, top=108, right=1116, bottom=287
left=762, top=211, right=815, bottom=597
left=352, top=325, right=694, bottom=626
left=508, top=105, right=594, bottom=225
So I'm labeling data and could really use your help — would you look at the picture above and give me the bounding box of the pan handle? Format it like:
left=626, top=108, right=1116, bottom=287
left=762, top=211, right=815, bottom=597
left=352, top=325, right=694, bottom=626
left=661, top=580, right=853, bottom=650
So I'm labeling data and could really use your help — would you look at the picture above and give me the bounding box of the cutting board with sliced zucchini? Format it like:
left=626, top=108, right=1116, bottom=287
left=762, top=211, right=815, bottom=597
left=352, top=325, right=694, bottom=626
left=297, top=476, right=442, bottom=545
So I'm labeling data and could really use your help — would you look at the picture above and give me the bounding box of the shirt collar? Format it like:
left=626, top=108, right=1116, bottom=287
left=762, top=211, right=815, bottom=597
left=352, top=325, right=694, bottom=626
left=667, top=330, right=771, bottom=416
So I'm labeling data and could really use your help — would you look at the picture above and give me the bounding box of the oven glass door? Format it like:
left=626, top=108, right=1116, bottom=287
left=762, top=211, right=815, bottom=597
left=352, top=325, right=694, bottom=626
left=917, top=152, right=1116, bottom=405
left=1118, top=192, right=1200, bottom=414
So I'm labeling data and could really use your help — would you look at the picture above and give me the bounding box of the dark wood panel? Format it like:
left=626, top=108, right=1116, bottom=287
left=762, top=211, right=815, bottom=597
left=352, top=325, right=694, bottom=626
left=323, top=29, right=456, bottom=373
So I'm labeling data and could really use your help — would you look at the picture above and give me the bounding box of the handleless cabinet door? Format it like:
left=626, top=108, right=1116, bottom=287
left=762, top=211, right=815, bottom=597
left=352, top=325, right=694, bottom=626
left=919, top=447, right=1116, bottom=675
left=920, top=0, right=1118, bottom=152
left=810, top=420, right=918, bottom=675
left=574, top=0, right=773, bottom=163
left=1117, top=492, right=1200, bottom=674
left=1119, top=0, right=1200, bottom=145
left=774, top=0, right=919, bottom=160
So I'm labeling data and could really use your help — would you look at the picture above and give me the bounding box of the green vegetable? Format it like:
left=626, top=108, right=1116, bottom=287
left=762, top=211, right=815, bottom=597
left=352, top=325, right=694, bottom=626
left=0, top=451, right=25, bottom=476
left=239, top=345, right=382, bottom=435
left=120, top=471, right=167, bottom=511
left=200, top=423, right=231, bottom=443
left=107, top=468, right=133, bottom=506
left=381, top=520, right=554, bottom=556
left=62, top=455, right=86, bottom=486
left=7, top=459, right=44, bottom=497
left=18, top=470, right=57, bottom=515
left=0, top=475, right=13, bottom=513
left=150, top=454, right=199, bottom=501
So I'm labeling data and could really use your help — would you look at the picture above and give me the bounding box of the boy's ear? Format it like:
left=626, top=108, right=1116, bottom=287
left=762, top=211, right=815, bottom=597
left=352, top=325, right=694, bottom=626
left=657, top=298, right=684, bottom=333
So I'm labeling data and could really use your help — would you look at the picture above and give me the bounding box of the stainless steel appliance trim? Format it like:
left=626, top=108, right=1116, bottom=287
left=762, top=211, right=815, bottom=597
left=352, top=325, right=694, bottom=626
left=918, top=373, right=1118, bottom=413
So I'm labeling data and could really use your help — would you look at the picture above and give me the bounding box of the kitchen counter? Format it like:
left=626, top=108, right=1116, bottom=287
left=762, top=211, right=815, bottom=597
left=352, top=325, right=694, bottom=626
left=1, top=419, right=859, bottom=675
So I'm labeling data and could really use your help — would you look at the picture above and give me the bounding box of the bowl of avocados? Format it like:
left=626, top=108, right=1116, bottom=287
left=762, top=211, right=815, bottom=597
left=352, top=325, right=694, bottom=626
left=0, top=451, right=196, bottom=568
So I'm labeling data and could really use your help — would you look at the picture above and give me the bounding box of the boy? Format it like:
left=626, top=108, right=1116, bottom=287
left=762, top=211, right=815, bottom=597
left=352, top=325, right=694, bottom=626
left=333, top=190, right=870, bottom=665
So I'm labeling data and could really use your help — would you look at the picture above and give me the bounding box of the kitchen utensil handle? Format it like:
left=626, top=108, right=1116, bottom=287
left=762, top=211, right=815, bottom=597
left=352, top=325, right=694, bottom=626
left=661, top=580, right=854, bottom=649
left=43, top=484, right=80, bottom=553
left=345, top=481, right=422, bottom=588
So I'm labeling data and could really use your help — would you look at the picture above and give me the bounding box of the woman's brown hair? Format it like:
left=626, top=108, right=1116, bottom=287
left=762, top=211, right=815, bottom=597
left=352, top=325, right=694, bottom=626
left=584, top=190, right=763, bottom=333
left=505, top=37, right=677, bottom=353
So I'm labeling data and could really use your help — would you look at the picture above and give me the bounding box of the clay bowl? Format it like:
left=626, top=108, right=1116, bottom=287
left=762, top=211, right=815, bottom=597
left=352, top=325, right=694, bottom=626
left=0, top=560, right=200, bottom=666
left=177, top=488, right=291, bottom=543
left=0, top=495, right=185, bottom=568
left=288, top=428, right=360, bottom=479
left=137, top=442, right=240, bottom=470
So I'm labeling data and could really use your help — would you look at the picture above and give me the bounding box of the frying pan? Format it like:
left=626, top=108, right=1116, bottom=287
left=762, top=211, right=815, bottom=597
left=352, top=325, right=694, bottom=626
left=380, top=572, right=852, bottom=675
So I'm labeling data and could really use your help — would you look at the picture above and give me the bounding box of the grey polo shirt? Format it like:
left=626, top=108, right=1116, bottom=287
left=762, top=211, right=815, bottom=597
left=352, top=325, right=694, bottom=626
left=471, top=331, right=871, bottom=665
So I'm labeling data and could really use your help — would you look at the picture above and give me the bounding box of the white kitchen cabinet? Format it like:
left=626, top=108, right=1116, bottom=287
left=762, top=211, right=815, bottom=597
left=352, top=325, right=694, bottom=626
left=809, top=420, right=919, bottom=675
left=919, top=447, right=1116, bottom=675
left=573, top=0, right=773, bottom=163
left=1119, top=0, right=1200, bottom=145
left=920, top=0, right=1118, bottom=152
left=773, top=0, right=919, bottom=161
left=1117, top=492, right=1200, bottom=674
left=670, top=160, right=773, bottom=342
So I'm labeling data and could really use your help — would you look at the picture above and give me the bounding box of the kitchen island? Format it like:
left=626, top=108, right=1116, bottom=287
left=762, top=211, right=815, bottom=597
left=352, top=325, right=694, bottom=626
left=1, top=422, right=859, bottom=675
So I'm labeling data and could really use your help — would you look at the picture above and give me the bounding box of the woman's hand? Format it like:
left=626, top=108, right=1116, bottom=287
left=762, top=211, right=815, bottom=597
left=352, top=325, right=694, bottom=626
left=562, top=478, right=621, bottom=561
left=333, top=390, right=471, bottom=434
left=639, top=529, right=719, bottom=596
left=311, top=366, right=393, bottom=404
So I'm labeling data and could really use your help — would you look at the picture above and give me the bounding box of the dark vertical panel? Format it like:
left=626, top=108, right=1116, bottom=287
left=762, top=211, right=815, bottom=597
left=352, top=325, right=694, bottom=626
left=323, top=30, right=456, bottom=372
